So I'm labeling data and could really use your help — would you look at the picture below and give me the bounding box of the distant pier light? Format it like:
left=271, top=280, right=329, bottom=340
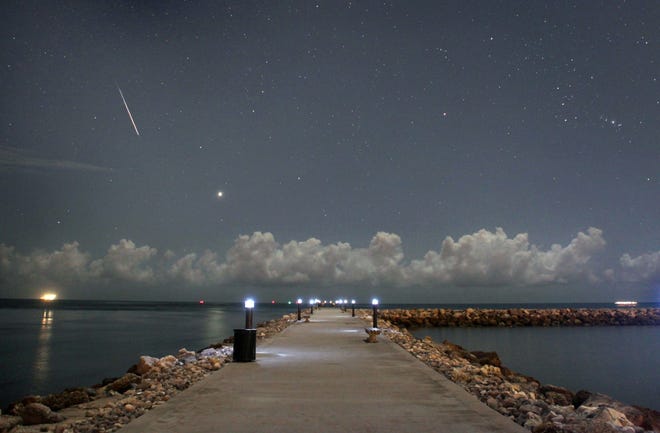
left=297, top=298, right=303, bottom=321
left=40, top=293, right=57, bottom=302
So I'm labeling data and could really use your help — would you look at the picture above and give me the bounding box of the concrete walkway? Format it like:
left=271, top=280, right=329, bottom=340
left=119, top=308, right=527, bottom=433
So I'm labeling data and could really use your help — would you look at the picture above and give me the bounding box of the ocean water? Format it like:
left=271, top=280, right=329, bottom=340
left=0, top=299, right=295, bottom=410
left=1, top=300, right=658, bottom=411
left=412, top=326, right=660, bottom=410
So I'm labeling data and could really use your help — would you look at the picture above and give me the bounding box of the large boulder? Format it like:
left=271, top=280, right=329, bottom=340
left=592, top=407, right=635, bottom=428
left=40, top=388, right=90, bottom=411
left=20, top=402, right=65, bottom=425
left=157, top=355, right=178, bottom=369
left=135, top=355, right=159, bottom=375
left=540, top=384, right=574, bottom=406
left=471, top=351, right=502, bottom=367
left=107, top=373, right=141, bottom=393
left=577, top=393, right=660, bottom=431
left=442, top=340, right=474, bottom=360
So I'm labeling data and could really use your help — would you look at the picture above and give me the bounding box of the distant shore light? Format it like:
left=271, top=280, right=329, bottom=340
left=40, top=293, right=57, bottom=302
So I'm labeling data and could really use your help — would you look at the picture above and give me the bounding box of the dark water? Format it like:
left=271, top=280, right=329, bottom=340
left=1, top=300, right=658, bottom=411
left=412, top=326, right=660, bottom=410
left=0, top=299, right=295, bottom=410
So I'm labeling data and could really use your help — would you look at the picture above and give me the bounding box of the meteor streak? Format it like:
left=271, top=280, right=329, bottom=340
left=116, top=84, right=140, bottom=136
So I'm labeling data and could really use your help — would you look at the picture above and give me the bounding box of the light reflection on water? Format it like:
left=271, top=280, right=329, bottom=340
left=33, top=309, right=54, bottom=388
left=203, top=308, right=228, bottom=344
left=0, top=301, right=294, bottom=409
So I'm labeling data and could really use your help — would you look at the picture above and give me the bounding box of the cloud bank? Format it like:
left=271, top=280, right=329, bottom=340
left=608, top=251, right=660, bottom=283
left=4, top=227, right=652, bottom=297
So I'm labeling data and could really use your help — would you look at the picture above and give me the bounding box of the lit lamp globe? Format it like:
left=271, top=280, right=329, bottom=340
left=371, top=298, right=379, bottom=328
left=244, top=298, right=255, bottom=328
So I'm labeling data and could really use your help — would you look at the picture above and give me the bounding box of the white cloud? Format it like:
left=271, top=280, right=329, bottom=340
left=406, top=227, right=606, bottom=286
left=0, top=242, right=91, bottom=288
left=0, top=239, right=158, bottom=292
left=4, top=228, right=642, bottom=296
left=89, top=239, right=158, bottom=283
left=615, top=251, right=660, bottom=283
left=167, top=250, right=224, bottom=285
left=216, top=231, right=404, bottom=286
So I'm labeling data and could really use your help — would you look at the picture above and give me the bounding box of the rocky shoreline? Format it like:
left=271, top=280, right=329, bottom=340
left=2, top=307, right=657, bottom=433
left=367, top=309, right=660, bottom=433
left=0, top=313, right=298, bottom=433
left=379, top=307, right=660, bottom=328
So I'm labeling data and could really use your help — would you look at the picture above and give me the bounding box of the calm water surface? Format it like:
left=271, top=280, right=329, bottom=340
left=1, top=300, right=658, bottom=411
left=413, top=326, right=659, bottom=410
left=0, top=300, right=295, bottom=409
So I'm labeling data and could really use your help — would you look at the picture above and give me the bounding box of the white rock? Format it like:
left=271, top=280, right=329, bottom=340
left=593, top=407, right=635, bottom=428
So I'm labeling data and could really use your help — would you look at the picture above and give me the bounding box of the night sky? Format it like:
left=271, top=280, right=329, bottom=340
left=1, top=1, right=658, bottom=303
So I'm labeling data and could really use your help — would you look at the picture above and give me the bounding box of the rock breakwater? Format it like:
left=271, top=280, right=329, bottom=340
left=380, top=308, right=660, bottom=328
left=0, top=313, right=297, bottom=433
left=365, top=312, right=660, bottom=433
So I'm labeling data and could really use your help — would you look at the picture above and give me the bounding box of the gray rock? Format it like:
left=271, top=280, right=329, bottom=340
left=20, top=402, right=65, bottom=425
left=523, top=412, right=543, bottom=429
left=486, top=397, right=499, bottom=409
left=519, top=404, right=543, bottom=415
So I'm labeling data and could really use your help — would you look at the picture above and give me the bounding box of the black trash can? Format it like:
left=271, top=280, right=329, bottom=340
left=233, top=328, right=256, bottom=362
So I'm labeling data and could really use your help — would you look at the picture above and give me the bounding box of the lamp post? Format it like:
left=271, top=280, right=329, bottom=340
left=351, top=299, right=356, bottom=317
left=245, top=298, right=255, bottom=329
left=296, top=298, right=302, bottom=321
left=234, top=298, right=257, bottom=362
left=309, top=299, right=314, bottom=315
left=372, top=298, right=379, bottom=328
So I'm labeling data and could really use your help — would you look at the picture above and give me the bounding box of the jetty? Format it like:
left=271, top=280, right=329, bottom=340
left=118, top=308, right=527, bottom=433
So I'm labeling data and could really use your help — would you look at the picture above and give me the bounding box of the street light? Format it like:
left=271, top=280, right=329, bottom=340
left=351, top=299, right=356, bottom=317
left=296, top=298, right=302, bottom=321
left=371, top=298, right=379, bottom=328
left=309, top=298, right=314, bottom=314
left=245, top=298, right=255, bottom=328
